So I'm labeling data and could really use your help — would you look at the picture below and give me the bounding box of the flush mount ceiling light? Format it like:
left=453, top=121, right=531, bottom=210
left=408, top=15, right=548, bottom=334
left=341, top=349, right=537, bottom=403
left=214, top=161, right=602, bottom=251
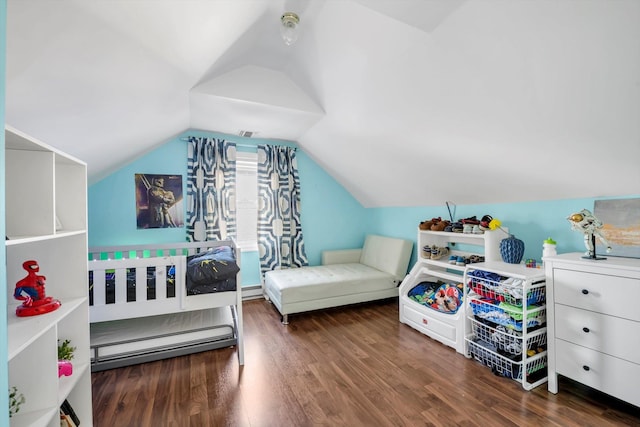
left=281, top=12, right=300, bottom=46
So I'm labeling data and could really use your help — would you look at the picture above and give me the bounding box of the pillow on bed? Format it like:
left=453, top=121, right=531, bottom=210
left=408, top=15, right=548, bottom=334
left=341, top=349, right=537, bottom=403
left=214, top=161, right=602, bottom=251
left=186, top=246, right=240, bottom=285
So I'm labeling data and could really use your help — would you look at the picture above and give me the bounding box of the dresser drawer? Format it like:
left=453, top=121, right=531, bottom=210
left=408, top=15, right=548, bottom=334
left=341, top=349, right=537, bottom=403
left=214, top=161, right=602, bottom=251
left=556, top=339, right=640, bottom=407
left=552, top=268, right=640, bottom=321
left=554, top=304, right=640, bottom=364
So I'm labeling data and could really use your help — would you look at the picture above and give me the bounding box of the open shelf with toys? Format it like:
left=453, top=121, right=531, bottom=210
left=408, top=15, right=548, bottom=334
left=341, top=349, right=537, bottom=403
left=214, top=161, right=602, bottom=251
left=399, top=227, right=507, bottom=354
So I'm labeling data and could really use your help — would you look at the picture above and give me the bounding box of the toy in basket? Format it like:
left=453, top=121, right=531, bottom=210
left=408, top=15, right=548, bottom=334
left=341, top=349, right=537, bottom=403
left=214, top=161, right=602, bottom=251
left=13, top=260, right=61, bottom=317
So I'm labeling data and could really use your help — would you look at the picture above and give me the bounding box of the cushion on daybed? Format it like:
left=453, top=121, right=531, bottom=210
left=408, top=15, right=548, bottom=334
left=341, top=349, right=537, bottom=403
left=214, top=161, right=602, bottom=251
left=267, top=263, right=395, bottom=305
left=359, top=234, right=413, bottom=278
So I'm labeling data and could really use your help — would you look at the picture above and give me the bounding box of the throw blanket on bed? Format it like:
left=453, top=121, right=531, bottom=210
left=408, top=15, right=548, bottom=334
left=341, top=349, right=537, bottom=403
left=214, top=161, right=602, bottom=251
left=186, top=246, right=240, bottom=295
left=408, top=281, right=464, bottom=314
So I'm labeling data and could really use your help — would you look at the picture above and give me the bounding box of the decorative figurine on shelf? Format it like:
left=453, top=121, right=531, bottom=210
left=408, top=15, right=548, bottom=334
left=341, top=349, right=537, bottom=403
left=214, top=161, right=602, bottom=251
left=567, top=209, right=612, bottom=260
left=13, top=260, right=61, bottom=317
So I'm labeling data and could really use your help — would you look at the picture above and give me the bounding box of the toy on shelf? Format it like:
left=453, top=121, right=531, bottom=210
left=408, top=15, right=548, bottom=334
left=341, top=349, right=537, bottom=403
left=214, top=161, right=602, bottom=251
left=567, top=209, right=612, bottom=260
left=13, top=260, right=61, bottom=317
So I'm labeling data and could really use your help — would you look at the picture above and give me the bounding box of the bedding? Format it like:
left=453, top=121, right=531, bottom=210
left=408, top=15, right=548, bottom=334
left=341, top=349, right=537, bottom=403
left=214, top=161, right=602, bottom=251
left=186, top=245, right=239, bottom=295
left=407, top=281, right=464, bottom=314
left=90, top=266, right=177, bottom=305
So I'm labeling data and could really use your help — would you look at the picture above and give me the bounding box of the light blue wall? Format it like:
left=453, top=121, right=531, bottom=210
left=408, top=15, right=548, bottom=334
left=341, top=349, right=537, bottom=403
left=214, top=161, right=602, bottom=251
left=88, top=130, right=369, bottom=285
left=369, top=196, right=640, bottom=269
left=88, top=129, right=639, bottom=285
left=1, top=0, right=9, bottom=423
left=296, top=149, right=370, bottom=261
left=89, top=137, right=188, bottom=246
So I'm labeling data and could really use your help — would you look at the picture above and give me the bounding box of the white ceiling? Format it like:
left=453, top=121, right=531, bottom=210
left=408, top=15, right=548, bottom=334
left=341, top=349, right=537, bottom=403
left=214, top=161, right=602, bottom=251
left=5, top=0, right=640, bottom=207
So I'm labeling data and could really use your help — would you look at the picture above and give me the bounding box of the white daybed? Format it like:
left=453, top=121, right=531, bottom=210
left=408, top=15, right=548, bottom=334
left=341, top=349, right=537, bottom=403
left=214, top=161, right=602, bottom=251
left=264, top=235, right=413, bottom=324
left=88, top=240, right=243, bottom=371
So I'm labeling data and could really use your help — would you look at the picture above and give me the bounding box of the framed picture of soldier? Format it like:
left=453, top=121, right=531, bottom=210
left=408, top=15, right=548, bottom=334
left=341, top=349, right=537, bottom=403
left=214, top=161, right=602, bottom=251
left=135, top=174, right=184, bottom=229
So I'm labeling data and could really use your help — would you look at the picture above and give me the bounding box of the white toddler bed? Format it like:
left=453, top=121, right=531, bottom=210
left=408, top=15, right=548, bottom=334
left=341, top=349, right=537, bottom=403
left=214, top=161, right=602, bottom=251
left=88, top=240, right=243, bottom=371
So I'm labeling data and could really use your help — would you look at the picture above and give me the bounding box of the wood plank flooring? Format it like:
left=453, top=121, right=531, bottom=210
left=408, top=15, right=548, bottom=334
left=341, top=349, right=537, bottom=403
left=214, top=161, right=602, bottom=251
left=91, top=298, right=640, bottom=426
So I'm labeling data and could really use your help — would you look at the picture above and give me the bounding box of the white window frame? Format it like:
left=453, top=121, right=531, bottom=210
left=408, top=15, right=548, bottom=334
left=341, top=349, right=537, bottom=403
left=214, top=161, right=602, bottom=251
left=235, top=151, right=258, bottom=252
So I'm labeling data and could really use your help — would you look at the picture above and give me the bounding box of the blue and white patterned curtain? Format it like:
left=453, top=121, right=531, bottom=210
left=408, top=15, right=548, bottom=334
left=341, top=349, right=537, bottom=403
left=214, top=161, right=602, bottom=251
left=257, top=145, right=308, bottom=275
left=186, top=137, right=237, bottom=242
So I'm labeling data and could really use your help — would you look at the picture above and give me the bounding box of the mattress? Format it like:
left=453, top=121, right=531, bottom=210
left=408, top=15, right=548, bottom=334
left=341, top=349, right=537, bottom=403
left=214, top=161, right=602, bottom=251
left=265, top=262, right=395, bottom=305
left=90, top=307, right=235, bottom=370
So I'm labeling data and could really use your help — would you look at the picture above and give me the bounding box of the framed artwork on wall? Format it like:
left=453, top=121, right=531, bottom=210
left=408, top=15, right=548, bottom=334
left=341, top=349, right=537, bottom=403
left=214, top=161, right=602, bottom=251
left=135, top=174, right=184, bottom=229
left=594, top=198, right=640, bottom=259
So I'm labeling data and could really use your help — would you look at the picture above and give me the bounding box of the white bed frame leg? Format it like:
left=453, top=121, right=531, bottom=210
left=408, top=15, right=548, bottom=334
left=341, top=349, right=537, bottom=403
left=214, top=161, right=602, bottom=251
left=282, top=314, right=289, bottom=325
left=235, top=293, right=245, bottom=366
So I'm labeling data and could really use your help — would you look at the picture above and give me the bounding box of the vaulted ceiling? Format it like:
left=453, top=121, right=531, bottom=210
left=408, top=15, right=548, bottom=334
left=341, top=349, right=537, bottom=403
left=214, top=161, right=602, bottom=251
left=5, top=0, right=640, bottom=207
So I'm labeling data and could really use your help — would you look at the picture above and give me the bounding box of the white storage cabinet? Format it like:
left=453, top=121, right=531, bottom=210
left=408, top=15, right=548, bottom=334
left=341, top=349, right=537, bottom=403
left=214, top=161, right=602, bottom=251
left=544, top=253, right=640, bottom=407
left=464, top=262, right=548, bottom=390
left=399, top=229, right=505, bottom=354
left=4, top=126, right=92, bottom=427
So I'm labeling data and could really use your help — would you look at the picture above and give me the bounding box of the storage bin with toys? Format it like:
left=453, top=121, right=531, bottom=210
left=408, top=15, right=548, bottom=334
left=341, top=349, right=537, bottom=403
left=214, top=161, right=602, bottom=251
left=399, top=217, right=506, bottom=354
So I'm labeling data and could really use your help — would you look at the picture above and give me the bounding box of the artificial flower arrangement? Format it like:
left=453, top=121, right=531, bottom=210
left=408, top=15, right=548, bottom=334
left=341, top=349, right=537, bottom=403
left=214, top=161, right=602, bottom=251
left=9, top=386, right=25, bottom=418
left=488, top=218, right=509, bottom=235
left=58, top=339, right=76, bottom=361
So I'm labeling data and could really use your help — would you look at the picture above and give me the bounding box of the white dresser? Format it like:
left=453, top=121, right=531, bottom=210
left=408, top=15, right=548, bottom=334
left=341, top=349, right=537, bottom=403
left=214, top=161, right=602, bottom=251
left=544, top=253, right=640, bottom=407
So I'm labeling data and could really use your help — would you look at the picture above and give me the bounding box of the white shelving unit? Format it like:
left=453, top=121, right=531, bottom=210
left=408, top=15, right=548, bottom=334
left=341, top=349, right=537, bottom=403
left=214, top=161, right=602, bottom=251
left=399, top=229, right=506, bottom=354
left=464, top=261, right=548, bottom=390
left=4, top=126, right=92, bottom=427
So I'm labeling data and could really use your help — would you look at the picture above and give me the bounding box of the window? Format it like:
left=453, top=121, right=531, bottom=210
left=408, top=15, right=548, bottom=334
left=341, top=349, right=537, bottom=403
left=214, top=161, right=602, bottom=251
left=235, top=151, right=258, bottom=251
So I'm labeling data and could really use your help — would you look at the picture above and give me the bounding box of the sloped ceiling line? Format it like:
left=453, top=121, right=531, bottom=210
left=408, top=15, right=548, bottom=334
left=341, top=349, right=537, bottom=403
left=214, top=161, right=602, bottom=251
left=5, top=0, right=640, bottom=206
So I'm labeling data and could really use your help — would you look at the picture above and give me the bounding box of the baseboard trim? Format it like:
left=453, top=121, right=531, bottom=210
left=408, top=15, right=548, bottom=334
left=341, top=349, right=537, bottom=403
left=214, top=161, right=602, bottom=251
left=242, top=285, right=263, bottom=301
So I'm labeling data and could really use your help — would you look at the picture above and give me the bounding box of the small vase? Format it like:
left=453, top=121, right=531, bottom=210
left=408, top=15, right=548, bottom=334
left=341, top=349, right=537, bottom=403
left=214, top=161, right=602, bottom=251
left=500, top=235, right=525, bottom=264
left=58, top=360, right=73, bottom=377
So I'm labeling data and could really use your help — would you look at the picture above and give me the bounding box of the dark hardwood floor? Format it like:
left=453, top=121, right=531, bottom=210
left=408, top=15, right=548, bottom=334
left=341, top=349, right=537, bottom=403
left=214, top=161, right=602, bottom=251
left=91, top=298, right=640, bottom=426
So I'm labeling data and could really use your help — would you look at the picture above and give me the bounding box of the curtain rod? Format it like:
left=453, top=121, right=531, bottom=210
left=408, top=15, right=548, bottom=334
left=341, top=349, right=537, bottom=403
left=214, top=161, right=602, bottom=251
left=179, top=137, right=295, bottom=149
left=180, top=137, right=254, bottom=148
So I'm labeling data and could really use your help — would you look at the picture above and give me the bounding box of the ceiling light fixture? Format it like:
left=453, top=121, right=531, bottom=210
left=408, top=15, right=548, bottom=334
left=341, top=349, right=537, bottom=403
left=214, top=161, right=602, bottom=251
left=281, top=12, right=300, bottom=46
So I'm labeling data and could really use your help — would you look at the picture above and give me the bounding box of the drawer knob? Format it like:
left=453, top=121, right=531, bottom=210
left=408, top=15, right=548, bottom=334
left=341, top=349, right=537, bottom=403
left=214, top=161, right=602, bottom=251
left=583, top=365, right=590, bottom=371
left=581, top=289, right=589, bottom=295
left=582, top=327, right=590, bottom=333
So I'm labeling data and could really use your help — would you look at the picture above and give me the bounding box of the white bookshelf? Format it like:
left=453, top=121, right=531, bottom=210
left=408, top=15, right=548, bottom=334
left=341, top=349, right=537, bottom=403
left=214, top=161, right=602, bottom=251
left=4, top=126, right=92, bottom=426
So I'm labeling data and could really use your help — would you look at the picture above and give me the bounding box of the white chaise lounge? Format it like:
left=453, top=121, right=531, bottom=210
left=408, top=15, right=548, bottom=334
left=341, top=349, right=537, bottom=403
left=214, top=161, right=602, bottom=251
left=264, top=235, right=413, bottom=324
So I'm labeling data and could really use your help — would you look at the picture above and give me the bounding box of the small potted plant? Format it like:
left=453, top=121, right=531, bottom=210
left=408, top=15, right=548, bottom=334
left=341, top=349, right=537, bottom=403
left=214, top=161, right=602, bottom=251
left=58, top=339, right=76, bottom=377
left=9, top=386, right=25, bottom=418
